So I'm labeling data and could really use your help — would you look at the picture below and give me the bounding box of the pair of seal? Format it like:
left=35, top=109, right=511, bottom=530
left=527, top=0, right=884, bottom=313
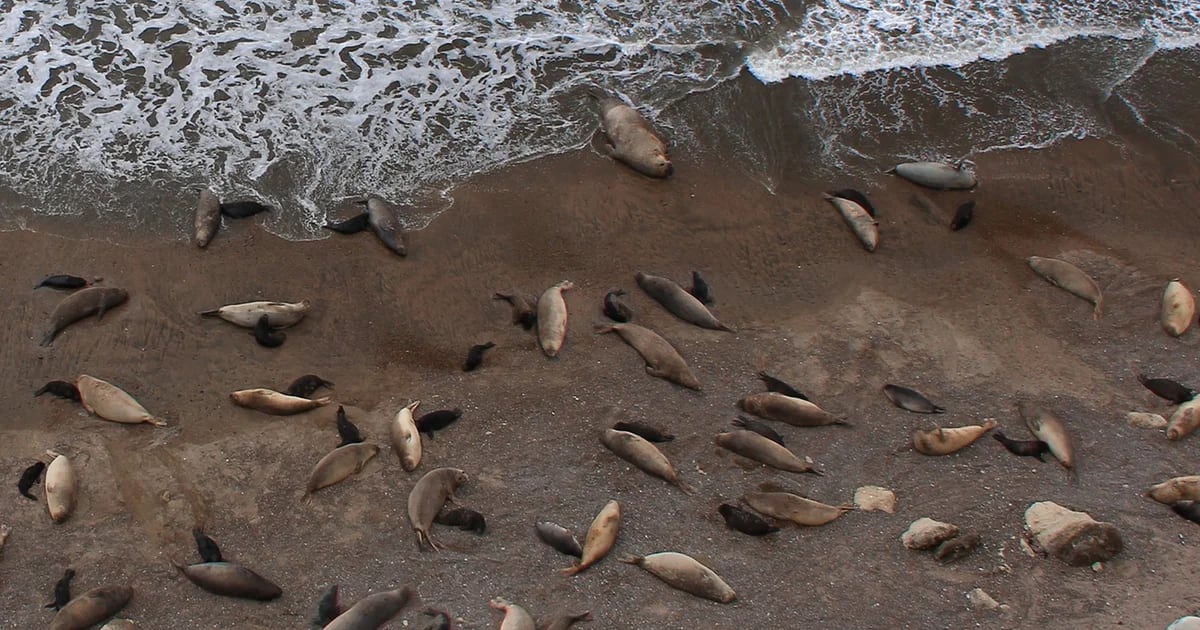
left=600, top=429, right=694, bottom=494
left=563, top=500, right=621, bottom=576
left=408, top=468, right=469, bottom=551
left=323, top=195, right=408, bottom=257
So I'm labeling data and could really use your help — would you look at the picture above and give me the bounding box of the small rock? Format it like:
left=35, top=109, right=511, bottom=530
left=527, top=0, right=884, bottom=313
left=902, top=517, right=959, bottom=550
left=934, top=533, right=981, bottom=563
left=1127, top=411, right=1167, bottom=429
left=1024, top=501, right=1123, bottom=566
left=1092, top=561, right=1103, bottom=572
left=854, top=486, right=896, bottom=513
left=967, top=588, right=1000, bottom=610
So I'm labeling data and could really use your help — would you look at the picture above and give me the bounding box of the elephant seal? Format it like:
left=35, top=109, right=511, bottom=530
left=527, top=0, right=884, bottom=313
left=1162, top=279, right=1195, bottom=337
left=489, top=598, right=536, bottom=630
left=408, top=468, right=468, bottom=551
left=911, top=419, right=997, bottom=455
left=416, top=408, right=462, bottom=439
left=323, top=212, right=371, bottom=234
left=324, top=586, right=414, bottom=630
left=562, top=500, right=620, bottom=576
left=1148, top=476, right=1200, bottom=504
left=590, top=92, right=672, bottom=178
left=306, top=443, right=380, bottom=494
left=230, top=388, right=332, bottom=415
left=718, top=503, right=779, bottom=536
left=595, top=322, right=701, bottom=390
left=41, top=287, right=129, bottom=345
left=543, top=611, right=592, bottom=630
left=287, top=374, right=335, bottom=398
left=829, top=188, right=878, bottom=217
left=537, top=280, right=574, bottom=357
left=35, top=275, right=88, bottom=290
left=45, top=568, right=75, bottom=610
left=200, top=299, right=311, bottom=328
left=621, top=552, right=736, bottom=603
left=176, top=562, right=282, bottom=600
left=757, top=371, right=808, bottom=400
left=434, top=507, right=487, bottom=534
left=45, top=451, right=77, bottom=523
left=993, top=431, right=1049, bottom=461
left=463, top=341, right=495, bottom=371
left=219, top=200, right=271, bottom=219
left=882, top=384, right=944, bottom=413
left=715, top=430, right=820, bottom=474
left=600, top=429, right=694, bottom=494
left=354, top=195, right=408, bottom=257
left=390, top=401, right=422, bottom=470
left=1019, top=403, right=1074, bottom=473
left=742, top=490, right=853, bottom=526
left=253, top=315, right=286, bottom=348
left=635, top=272, right=733, bottom=332
left=18, top=461, right=46, bottom=500
left=823, top=193, right=878, bottom=252
left=311, top=584, right=343, bottom=629
left=1028, top=256, right=1103, bottom=319
left=611, top=421, right=674, bottom=443
left=688, top=271, right=714, bottom=305
left=335, top=406, right=364, bottom=446
left=77, top=375, right=165, bottom=426
left=1168, top=399, right=1200, bottom=441
left=1137, top=374, right=1196, bottom=404
left=950, top=200, right=975, bottom=231
left=535, top=522, right=583, bottom=558
left=194, top=188, right=222, bottom=247
left=193, top=528, right=223, bottom=563
left=887, top=161, right=977, bottom=190
left=36, top=380, right=81, bottom=401
left=732, top=415, right=784, bottom=446
left=494, top=291, right=538, bottom=330
left=737, top=392, right=846, bottom=427
left=49, top=584, right=133, bottom=630
left=603, top=289, right=633, bottom=323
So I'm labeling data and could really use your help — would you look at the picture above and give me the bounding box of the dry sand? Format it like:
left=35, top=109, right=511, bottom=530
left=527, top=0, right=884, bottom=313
left=2, top=132, right=1200, bottom=629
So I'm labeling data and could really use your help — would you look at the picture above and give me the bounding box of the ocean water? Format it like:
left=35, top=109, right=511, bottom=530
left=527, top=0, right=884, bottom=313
left=0, top=0, right=1195, bottom=239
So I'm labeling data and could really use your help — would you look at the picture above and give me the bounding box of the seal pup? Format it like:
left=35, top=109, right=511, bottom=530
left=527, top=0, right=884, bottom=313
left=199, top=299, right=311, bottom=328
left=1019, top=403, right=1074, bottom=473
left=434, top=507, right=486, bottom=534
left=494, top=291, right=538, bottom=330
left=45, top=451, right=77, bottom=523
left=1171, top=502, right=1200, bottom=525
left=823, top=193, right=879, bottom=252
left=1137, top=374, right=1196, bottom=404
left=1147, top=476, right=1200, bottom=504
left=253, top=315, right=286, bottom=348
left=621, top=552, right=736, bottom=603
left=883, top=384, right=944, bottom=413
left=562, top=500, right=620, bottom=576
left=335, top=406, right=364, bottom=446
left=887, top=160, right=977, bottom=190
left=1027, top=256, right=1103, bottom=319
left=311, top=584, right=343, bottom=629
left=595, top=322, right=701, bottom=390
left=230, top=388, right=332, bottom=415
left=602, top=289, right=633, bottom=323
left=306, top=442, right=380, bottom=494
left=589, top=92, right=672, bottom=178
left=408, top=467, right=468, bottom=551
left=757, top=371, right=809, bottom=401
left=490, top=597, right=536, bottom=630
left=194, top=188, right=222, bottom=247
left=76, top=375, right=165, bottom=426
left=743, top=490, right=853, bottom=526
left=635, top=271, right=734, bottom=332
left=18, top=461, right=46, bottom=500
left=950, top=200, right=975, bottom=231
left=219, top=200, right=271, bottom=219
left=1162, top=279, right=1195, bottom=337
left=992, top=431, right=1049, bottom=461
left=688, top=271, right=714, bottom=305
left=193, top=528, right=223, bottom=563
left=41, top=287, right=129, bottom=345
left=175, top=562, right=282, bottom=600
left=389, top=401, right=422, bottom=470
left=356, top=195, right=408, bottom=257
left=323, top=212, right=372, bottom=234
left=542, top=611, right=592, bottom=630
left=717, top=503, right=779, bottom=536
left=45, top=568, right=75, bottom=610
left=600, top=429, right=694, bottom=494
left=535, top=522, right=583, bottom=558
left=287, top=374, right=335, bottom=398
left=537, top=280, right=574, bottom=357
left=911, top=419, right=997, bottom=455
left=35, top=275, right=88, bottom=290
left=463, top=342, right=495, bottom=371
left=416, top=408, right=462, bottom=439
left=829, top=188, right=878, bottom=217
left=715, top=431, right=820, bottom=474
left=732, top=415, right=784, bottom=446
left=49, top=584, right=133, bottom=630
left=35, top=380, right=81, bottom=401
left=323, top=586, right=414, bottom=630
left=1168, top=399, right=1200, bottom=441
left=737, top=392, right=847, bottom=427
left=611, top=421, right=674, bottom=443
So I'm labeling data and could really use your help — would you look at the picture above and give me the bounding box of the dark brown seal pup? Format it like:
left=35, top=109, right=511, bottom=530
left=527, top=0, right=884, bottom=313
left=45, top=568, right=75, bottom=610
left=688, top=271, right=714, bottom=305
left=590, top=91, right=672, bottom=178
left=494, top=291, right=538, bottom=330
left=193, top=528, right=223, bottom=563
left=35, top=380, right=81, bottom=401
left=416, top=408, right=462, bottom=438
left=323, top=212, right=371, bottom=234
left=194, top=188, right=222, bottom=247
left=312, top=584, right=344, bottom=629
left=324, top=587, right=414, bottom=630
left=220, top=200, right=271, bottom=218
left=176, top=562, right=282, bottom=600
left=253, top=314, right=286, bottom=348
left=41, top=286, right=129, bottom=345
left=718, top=503, right=779, bottom=536
left=603, top=289, right=633, bottom=322
left=49, top=584, right=133, bottom=630
left=595, top=322, right=701, bottom=390
left=993, top=431, right=1049, bottom=461
left=1137, top=374, right=1196, bottom=404
left=18, top=461, right=46, bottom=500
left=732, top=415, right=784, bottom=446
left=435, top=507, right=487, bottom=534
left=287, top=374, right=335, bottom=398
left=35, top=275, right=88, bottom=290
left=611, top=421, right=674, bottom=442
left=882, top=384, right=944, bottom=413
left=757, top=371, right=808, bottom=401
left=950, top=200, right=975, bottom=231
left=408, top=468, right=468, bottom=551
left=1171, top=501, right=1200, bottom=525
left=635, top=271, right=733, bottom=331
left=336, top=406, right=365, bottom=446
left=463, top=342, right=495, bottom=372
left=829, top=188, right=878, bottom=217
left=535, top=521, right=583, bottom=557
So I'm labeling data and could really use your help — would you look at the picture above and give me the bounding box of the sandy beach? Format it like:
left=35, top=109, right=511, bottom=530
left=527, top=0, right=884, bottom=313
left=2, top=124, right=1200, bottom=629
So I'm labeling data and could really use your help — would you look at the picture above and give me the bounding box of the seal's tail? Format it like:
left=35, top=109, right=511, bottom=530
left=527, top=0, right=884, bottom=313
left=199, top=309, right=220, bottom=317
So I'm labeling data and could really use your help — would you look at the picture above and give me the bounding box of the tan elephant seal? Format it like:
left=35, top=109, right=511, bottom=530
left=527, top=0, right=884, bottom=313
left=595, top=322, right=700, bottom=390
left=194, top=188, right=222, bottom=247
left=230, top=389, right=332, bottom=415
left=50, top=584, right=133, bottom=630
left=590, top=92, right=672, bottom=178
left=41, top=287, right=129, bottom=346
left=76, top=375, right=165, bottom=426
left=45, top=450, right=78, bottom=524
left=407, top=467, right=468, bottom=551
left=621, top=552, right=736, bottom=603
left=537, top=281, right=574, bottom=357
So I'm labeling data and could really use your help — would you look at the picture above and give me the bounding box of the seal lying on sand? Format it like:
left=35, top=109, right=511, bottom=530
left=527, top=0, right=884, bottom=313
left=323, top=196, right=408, bottom=257
left=635, top=272, right=733, bottom=332
left=200, top=299, right=311, bottom=328
left=589, top=91, right=672, bottom=178
left=194, top=188, right=222, bottom=247
left=1027, top=256, right=1103, bottom=319
left=887, top=161, right=977, bottom=190
left=41, top=287, right=129, bottom=345
left=595, top=322, right=701, bottom=390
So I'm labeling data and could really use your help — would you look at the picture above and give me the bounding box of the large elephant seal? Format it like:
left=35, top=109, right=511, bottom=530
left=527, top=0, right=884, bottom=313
left=200, top=299, right=311, bottom=328
left=822, top=193, right=878, bottom=252
left=357, top=195, right=408, bottom=257
left=911, top=419, right=997, bottom=455
left=176, top=562, right=282, bottom=600
left=50, top=584, right=133, bottom=630
left=887, top=161, right=977, bottom=190
left=714, top=430, right=819, bottom=474
left=76, top=375, right=165, bottom=426
left=230, top=388, right=332, bottom=415
left=562, top=500, right=620, bottom=577
left=489, top=598, right=536, bottom=630
left=323, top=586, right=414, bottom=630
left=408, top=468, right=468, bottom=551
left=1147, top=476, right=1200, bottom=504
left=1019, top=403, right=1074, bottom=473
left=390, top=401, right=422, bottom=470
left=620, top=552, right=736, bottom=603
left=1027, top=256, right=1103, bottom=319
left=45, top=451, right=77, bottom=523
left=595, top=322, right=701, bottom=390
left=742, top=490, right=853, bottom=526
left=600, top=429, right=694, bottom=494
left=41, top=287, right=129, bottom=345
left=590, top=92, right=672, bottom=178
left=194, top=188, right=222, bottom=247
left=537, top=281, right=574, bottom=357
left=306, top=443, right=380, bottom=494
left=737, top=392, right=846, bottom=427
left=635, top=272, right=733, bottom=332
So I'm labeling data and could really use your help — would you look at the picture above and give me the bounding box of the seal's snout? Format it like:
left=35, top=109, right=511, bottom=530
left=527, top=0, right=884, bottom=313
left=663, top=163, right=675, bottom=177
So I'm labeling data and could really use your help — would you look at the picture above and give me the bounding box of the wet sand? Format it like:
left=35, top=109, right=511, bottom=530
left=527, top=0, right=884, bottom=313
left=2, top=130, right=1200, bottom=629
